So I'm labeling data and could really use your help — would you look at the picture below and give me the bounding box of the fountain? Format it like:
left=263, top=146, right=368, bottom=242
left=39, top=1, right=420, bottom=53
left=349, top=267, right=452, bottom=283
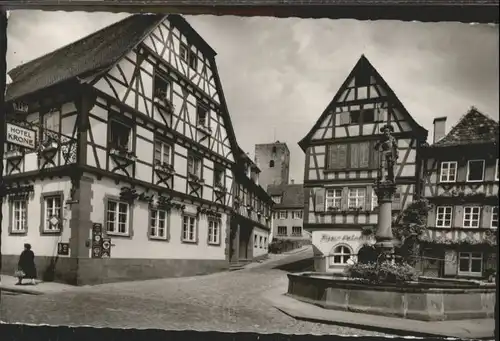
left=286, top=124, right=496, bottom=321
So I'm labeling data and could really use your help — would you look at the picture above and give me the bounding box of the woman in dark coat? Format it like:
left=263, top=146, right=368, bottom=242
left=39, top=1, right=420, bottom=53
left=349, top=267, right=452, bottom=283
left=16, top=243, right=37, bottom=285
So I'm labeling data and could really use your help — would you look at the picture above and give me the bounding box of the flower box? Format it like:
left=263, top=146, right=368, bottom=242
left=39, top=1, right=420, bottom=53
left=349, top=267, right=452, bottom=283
left=110, top=148, right=137, bottom=161
left=197, top=124, right=212, bottom=135
left=4, top=150, right=23, bottom=159
left=188, top=173, right=205, bottom=184
left=154, top=161, right=175, bottom=174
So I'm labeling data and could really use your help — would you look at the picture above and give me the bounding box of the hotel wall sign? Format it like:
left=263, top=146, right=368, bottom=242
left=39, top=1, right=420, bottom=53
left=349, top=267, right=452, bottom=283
left=320, top=234, right=375, bottom=243
left=6, top=123, right=36, bottom=149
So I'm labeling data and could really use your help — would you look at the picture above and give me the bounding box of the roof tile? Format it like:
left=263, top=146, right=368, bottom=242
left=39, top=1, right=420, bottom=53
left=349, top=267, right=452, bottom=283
left=267, top=184, right=304, bottom=208
left=433, top=108, right=499, bottom=147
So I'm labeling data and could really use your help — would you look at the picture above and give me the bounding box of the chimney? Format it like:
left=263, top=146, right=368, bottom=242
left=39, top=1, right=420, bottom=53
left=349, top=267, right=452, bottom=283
left=291, top=179, right=295, bottom=184
left=433, top=117, right=447, bottom=143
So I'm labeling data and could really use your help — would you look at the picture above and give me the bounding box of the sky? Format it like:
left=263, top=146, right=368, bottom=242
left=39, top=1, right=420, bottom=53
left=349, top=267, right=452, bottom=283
left=6, top=11, right=499, bottom=183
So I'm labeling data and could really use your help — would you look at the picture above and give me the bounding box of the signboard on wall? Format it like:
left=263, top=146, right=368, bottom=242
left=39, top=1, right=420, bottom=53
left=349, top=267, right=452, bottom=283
left=6, top=123, right=36, bottom=149
left=101, top=238, right=111, bottom=258
left=91, top=223, right=103, bottom=259
left=57, top=243, right=70, bottom=256
left=320, top=234, right=375, bottom=243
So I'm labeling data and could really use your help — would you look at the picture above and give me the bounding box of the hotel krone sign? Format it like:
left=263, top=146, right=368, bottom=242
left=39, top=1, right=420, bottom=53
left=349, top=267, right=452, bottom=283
left=6, top=123, right=36, bottom=149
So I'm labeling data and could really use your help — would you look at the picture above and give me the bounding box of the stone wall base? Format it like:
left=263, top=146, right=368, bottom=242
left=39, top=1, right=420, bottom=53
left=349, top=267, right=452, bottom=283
left=2, top=255, right=229, bottom=286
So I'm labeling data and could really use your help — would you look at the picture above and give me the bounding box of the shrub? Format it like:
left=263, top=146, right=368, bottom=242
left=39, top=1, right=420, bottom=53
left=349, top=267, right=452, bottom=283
left=344, top=261, right=418, bottom=284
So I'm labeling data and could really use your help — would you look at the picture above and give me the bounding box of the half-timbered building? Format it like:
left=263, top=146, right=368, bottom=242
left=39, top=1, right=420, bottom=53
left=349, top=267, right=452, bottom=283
left=298, top=55, right=428, bottom=273
left=2, top=14, right=272, bottom=285
left=419, top=108, right=498, bottom=279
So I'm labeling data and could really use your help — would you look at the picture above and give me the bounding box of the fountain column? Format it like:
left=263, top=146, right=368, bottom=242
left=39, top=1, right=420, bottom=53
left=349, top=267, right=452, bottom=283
left=373, top=123, right=399, bottom=262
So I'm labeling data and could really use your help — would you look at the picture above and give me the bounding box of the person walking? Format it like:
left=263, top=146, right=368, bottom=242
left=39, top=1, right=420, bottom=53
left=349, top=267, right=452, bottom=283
left=15, top=243, right=37, bottom=285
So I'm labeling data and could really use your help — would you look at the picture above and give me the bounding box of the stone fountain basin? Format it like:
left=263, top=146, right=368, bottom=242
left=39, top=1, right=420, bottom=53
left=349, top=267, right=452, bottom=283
left=287, top=272, right=496, bottom=321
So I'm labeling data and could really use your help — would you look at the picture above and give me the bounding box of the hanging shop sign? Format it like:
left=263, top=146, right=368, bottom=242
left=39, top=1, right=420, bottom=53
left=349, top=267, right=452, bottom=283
left=6, top=123, right=36, bottom=149
left=57, top=242, right=70, bottom=256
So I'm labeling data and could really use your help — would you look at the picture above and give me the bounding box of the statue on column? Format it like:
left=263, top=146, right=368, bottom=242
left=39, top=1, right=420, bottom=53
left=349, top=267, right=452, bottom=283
left=374, top=124, right=399, bottom=184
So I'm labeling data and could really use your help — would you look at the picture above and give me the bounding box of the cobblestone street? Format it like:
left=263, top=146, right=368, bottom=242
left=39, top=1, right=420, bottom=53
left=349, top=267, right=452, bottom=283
left=0, top=251, right=390, bottom=336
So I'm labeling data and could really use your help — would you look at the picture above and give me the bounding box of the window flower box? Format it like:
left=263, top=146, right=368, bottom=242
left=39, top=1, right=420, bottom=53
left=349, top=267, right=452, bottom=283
left=4, top=150, right=23, bottom=159
left=214, top=182, right=226, bottom=192
left=154, top=160, right=175, bottom=174
left=196, top=124, right=212, bottom=135
left=39, top=139, right=59, bottom=153
left=110, top=147, right=136, bottom=161
left=188, top=173, right=205, bottom=184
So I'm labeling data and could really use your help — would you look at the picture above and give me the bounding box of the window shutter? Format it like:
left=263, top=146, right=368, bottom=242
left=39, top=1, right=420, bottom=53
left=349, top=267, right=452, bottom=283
left=359, top=142, right=370, bottom=168
left=350, top=143, right=360, bottom=168
left=370, top=141, right=380, bottom=169
left=315, top=188, right=325, bottom=212
left=338, top=144, right=347, bottom=169
left=341, top=187, right=349, bottom=210
left=444, top=249, right=458, bottom=276
left=327, top=145, right=338, bottom=169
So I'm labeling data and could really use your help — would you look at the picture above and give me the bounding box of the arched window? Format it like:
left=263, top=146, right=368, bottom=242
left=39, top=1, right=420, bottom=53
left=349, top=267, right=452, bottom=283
left=269, top=160, right=275, bottom=168
left=329, top=245, right=352, bottom=266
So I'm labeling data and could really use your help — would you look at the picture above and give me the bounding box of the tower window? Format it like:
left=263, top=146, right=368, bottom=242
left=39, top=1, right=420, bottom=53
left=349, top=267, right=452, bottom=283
left=272, top=146, right=277, bottom=153
left=269, top=160, right=275, bottom=168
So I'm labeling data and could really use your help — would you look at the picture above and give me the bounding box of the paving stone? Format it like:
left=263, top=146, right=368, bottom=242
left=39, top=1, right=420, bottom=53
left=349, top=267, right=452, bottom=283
left=0, top=265, right=389, bottom=336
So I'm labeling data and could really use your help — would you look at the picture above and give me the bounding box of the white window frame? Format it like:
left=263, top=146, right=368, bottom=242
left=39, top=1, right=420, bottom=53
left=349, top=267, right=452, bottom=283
left=491, top=206, right=498, bottom=229
left=44, top=196, right=62, bottom=232
left=458, top=252, right=483, bottom=276
left=150, top=208, right=168, bottom=239
left=435, top=206, right=453, bottom=228
left=329, top=245, right=352, bottom=266
left=278, top=210, right=287, bottom=219
left=439, top=161, right=458, bottom=183
left=208, top=219, right=221, bottom=245
left=106, top=199, right=130, bottom=236
left=496, top=159, right=499, bottom=181
left=154, top=140, right=172, bottom=166
left=348, top=188, right=366, bottom=210
left=466, top=159, right=485, bottom=182
left=325, top=188, right=342, bottom=210
left=11, top=200, right=27, bottom=233
left=292, top=211, right=303, bottom=219
left=182, top=215, right=197, bottom=243
left=463, top=206, right=481, bottom=228
left=371, top=192, right=378, bottom=210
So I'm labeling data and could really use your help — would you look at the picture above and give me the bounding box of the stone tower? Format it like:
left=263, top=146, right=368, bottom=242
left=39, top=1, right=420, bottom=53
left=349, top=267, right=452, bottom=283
left=254, top=141, right=290, bottom=191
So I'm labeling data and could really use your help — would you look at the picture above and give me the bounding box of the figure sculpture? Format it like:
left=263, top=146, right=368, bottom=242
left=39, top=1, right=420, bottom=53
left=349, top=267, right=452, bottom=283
left=374, top=124, right=399, bottom=183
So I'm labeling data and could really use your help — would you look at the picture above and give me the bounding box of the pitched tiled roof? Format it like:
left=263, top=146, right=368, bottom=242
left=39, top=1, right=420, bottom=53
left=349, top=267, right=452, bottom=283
left=267, top=184, right=305, bottom=208
left=6, top=14, right=165, bottom=101
left=432, top=107, right=499, bottom=147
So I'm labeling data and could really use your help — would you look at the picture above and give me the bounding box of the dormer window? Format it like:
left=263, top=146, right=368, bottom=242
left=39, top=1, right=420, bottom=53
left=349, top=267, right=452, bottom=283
left=272, top=195, right=282, bottom=204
